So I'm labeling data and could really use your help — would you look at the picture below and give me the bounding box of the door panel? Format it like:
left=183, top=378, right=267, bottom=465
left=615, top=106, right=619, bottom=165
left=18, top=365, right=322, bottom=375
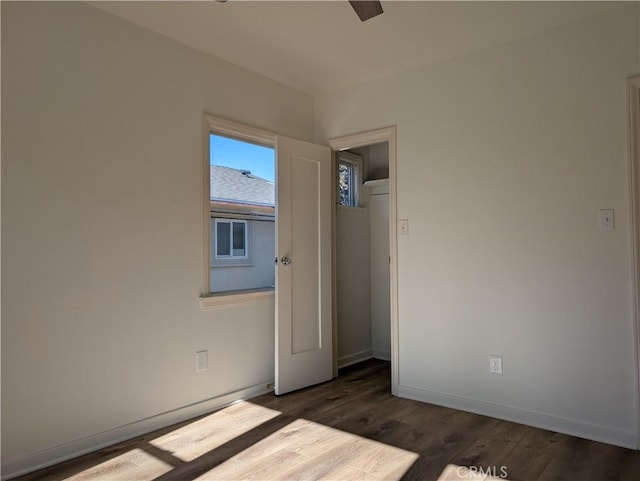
left=275, top=136, right=332, bottom=395
left=290, top=158, right=320, bottom=354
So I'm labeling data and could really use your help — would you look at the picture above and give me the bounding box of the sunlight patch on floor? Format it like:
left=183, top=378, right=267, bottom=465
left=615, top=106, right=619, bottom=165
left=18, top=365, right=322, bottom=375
left=149, top=401, right=281, bottom=462
left=196, top=418, right=419, bottom=481
left=62, top=448, right=172, bottom=480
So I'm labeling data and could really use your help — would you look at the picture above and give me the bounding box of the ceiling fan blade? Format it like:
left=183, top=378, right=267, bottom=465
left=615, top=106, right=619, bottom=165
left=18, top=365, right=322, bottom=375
left=349, top=1, right=383, bottom=22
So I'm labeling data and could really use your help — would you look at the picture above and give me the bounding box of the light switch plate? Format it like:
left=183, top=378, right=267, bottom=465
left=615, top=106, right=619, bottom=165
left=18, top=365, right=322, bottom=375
left=599, top=209, right=614, bottom=230
left=399, top=219, right=409, bottom=236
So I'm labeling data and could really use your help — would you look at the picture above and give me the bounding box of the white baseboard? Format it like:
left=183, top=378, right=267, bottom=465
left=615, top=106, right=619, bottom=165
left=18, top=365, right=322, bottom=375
left=372, top=349, right=391, bottom=361
left=1, top=381, right=273, bottom=480
left=337, top=349, right=373, bottom=368
left=397, top=384, right=638, bottom=450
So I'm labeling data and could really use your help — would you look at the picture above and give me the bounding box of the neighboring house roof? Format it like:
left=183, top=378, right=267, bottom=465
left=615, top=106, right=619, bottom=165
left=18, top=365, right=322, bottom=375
left=210, top=165, right=275, bottom=207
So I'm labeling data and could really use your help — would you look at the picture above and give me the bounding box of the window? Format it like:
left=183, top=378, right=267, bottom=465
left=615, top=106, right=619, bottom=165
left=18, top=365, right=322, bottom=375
left=336, top=152, right=363, bottom=207
left=214, top=219, right=247, bottom=258
left=205, top=121, right=276, bottom=297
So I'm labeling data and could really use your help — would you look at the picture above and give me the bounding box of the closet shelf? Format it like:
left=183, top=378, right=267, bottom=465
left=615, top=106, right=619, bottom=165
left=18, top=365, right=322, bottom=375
left=363, top=178, right=389, bottom=187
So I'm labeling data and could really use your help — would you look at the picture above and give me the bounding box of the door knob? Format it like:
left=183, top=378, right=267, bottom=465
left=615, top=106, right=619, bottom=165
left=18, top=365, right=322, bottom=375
left=280, top=256, right=292, bottom=266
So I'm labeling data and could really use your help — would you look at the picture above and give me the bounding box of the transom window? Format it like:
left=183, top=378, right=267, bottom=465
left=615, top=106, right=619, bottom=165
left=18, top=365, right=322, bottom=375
left=336, top=151, right=363, bottom=207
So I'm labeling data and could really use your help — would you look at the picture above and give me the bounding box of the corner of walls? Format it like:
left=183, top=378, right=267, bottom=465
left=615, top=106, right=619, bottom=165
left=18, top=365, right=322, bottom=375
left=314, top=4, right=640, bottom=450
left=1, top=1, right=314, bottom=475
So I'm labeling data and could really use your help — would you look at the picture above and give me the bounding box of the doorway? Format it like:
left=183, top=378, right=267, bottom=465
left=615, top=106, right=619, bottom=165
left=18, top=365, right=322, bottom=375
left=329, top=127, right=398, bottom=394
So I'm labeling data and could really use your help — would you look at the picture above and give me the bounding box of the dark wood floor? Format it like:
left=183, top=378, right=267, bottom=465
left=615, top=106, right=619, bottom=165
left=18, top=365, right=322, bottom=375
left=15, top=360, right=640, bottom=481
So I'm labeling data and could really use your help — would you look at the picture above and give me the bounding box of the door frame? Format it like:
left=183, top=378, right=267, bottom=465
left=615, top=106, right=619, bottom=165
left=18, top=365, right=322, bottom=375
left=329, top=126, right=399, bottom=395
left=627, top=76, right=640, bottom=448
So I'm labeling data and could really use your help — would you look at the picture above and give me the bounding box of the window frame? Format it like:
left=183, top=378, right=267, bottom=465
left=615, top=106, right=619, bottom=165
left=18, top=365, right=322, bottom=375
left=214, top=218, right=249, bottom=260
left=210, top=216, right=255, bottom=268
left=201, top=115, right=276, bottom=309
left=336, top=151, right=363, bottom=207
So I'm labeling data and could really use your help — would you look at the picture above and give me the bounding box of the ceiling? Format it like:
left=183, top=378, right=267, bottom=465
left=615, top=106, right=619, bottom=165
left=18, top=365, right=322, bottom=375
left=91, top=1, right=621, bottom=95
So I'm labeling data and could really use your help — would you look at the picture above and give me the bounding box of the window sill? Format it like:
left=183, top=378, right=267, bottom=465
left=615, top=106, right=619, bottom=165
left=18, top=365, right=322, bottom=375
left=199, top=287, right=275, bottom=310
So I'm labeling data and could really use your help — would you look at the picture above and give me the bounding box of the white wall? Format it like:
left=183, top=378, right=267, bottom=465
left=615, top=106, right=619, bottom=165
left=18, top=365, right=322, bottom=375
left=1, top=1, right=313, bottom=475
left=316, top=5, right=640, bottom=448
left=336, top=206, right=372, bottom=366
left=366, top=143, right=390, bottom=181
left=370, top=191, right=390, bottom=360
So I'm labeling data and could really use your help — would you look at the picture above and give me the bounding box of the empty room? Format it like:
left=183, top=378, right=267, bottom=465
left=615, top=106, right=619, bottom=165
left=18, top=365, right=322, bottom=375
left=2, top=1, right=640, bottom=480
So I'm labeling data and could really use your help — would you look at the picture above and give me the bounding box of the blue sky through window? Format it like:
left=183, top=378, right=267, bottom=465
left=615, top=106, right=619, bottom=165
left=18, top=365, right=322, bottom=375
left=210, top=134, right=275, bottom=182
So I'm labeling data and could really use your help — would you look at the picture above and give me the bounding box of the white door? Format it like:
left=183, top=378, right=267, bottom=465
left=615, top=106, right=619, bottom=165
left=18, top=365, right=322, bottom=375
left=275, top=136, right=332, bottom=395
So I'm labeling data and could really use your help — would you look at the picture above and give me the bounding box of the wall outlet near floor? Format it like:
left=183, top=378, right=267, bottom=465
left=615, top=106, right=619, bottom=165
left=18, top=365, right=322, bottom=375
left=489, top=355, right=503, bottom=375
left=196, top=350, right=208, bottom=372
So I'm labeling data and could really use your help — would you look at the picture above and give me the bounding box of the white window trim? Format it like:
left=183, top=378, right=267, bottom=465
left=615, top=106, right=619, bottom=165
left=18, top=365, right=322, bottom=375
left=214, top=219, right=248, bottom=260
left=201, top=114, right=276, bottom=306
left=200, top=288, right=275, bottom=311
left=336, top=151, right=363, bottom=207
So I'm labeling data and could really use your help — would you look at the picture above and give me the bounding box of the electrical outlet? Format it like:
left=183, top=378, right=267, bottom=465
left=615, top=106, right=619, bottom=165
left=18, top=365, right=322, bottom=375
left=489, top=355, right=503, bottom=375
left=196, top=350, right=208, bottom=372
